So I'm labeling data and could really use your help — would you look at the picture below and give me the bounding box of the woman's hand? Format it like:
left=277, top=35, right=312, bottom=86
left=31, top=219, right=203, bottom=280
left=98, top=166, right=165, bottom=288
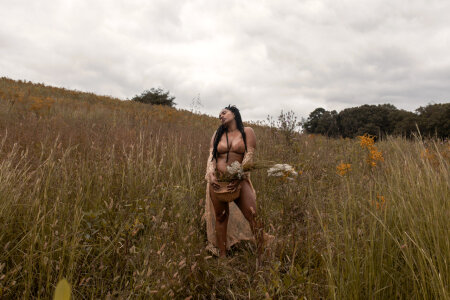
left=227, top=179, right=241, bottom=191
left=209, top=174, right=220, bottom=191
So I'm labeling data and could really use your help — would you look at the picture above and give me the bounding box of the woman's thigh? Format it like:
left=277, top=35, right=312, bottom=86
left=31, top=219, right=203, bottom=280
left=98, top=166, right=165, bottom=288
left=209, top=185, right=229, bottom=220
left=234, top=180, right=256, bottom=218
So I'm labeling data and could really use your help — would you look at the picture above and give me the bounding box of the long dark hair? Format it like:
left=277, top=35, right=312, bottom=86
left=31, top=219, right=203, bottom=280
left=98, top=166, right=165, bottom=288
left=211, top=105, right=247, bottom=162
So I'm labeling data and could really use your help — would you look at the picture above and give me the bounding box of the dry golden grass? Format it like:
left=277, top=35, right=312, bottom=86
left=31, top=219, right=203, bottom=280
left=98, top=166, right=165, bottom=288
left=0, top=77, right=449, bottom=299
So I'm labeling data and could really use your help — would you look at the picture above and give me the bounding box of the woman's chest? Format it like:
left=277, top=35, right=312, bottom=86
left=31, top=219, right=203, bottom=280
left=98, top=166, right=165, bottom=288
left=217, top=134, right=245, bottom=154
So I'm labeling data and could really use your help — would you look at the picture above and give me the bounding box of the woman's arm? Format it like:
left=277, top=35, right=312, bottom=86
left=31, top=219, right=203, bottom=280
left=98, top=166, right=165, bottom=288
left=242, top=127, right=256, bottom=168
left=227, top=127, right=255, bottom=189
left=205, top=130, right=217, bottom=183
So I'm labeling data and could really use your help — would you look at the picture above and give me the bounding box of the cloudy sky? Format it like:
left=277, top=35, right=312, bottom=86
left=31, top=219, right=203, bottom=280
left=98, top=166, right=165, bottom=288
left=1, top=0, right=449, bottom=121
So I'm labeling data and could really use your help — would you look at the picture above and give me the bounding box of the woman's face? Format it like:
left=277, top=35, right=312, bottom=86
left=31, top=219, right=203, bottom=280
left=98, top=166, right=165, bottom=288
left=219, top=109, right=235, bottom=126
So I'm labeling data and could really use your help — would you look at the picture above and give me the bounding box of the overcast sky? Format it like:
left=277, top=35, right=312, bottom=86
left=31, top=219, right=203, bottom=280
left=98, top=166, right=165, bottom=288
left=1, top=0, right=449, bottom=121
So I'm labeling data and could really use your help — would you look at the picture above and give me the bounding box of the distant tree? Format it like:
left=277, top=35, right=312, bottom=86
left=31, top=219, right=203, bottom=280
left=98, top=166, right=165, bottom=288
left=302, top=108, right=326, bottom=133
left=132, top=88, right=176, bottom=107
left=302, top=108, right=340, bottom=137
left=317, top=110, right=339, bottom=137
left=302, top=102, right=448, bottom=139
left=338, top=104, right=398, bottom=138
left=390, top=109, right=419, bottom=137
left=416, top=103, right=450, bottom=138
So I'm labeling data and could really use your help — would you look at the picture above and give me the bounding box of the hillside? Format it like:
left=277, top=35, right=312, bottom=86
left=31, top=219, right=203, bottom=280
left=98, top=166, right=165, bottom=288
left=0, top=77, right=449, bottom=298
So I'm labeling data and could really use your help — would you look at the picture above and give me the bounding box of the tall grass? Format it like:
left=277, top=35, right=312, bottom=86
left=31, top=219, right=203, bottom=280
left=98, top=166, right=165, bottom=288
left=319, top=136, right=449, bottom=299
left=0, top=77, right=448, bottom=298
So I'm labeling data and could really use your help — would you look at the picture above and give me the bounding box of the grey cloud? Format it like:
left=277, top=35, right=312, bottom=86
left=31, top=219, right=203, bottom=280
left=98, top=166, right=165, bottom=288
left=1, top=0, right=449, bottom=122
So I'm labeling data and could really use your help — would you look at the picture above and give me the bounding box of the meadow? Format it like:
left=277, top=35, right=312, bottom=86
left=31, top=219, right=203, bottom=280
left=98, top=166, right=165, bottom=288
left=0, top=77, right=448, bottom=299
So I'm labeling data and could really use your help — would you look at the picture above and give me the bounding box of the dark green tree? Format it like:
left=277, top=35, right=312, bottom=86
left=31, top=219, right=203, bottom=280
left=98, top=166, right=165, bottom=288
left=416, top=103, right=450, bottom=138
left=316, top=110, right=339, bottom=137
left=390, top=109, right=419, bottom=137
left=132, top=88, right=176, bottom=107
left=302, top=108, right=327, bottom=133
left=338, top=104, right=398, bottom=138
left=302, top=102, right=448, bottom=139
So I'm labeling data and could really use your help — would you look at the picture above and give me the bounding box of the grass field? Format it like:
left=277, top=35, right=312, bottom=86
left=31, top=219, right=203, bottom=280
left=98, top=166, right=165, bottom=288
left=0, top=77, right=449, bottom=299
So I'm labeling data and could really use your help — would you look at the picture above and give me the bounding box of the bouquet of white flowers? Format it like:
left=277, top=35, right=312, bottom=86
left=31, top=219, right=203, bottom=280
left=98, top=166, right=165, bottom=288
left=226, top=161, right=246, bottom=180
left=216, top=161, right=298, bottom=182
left=267, top=164, right=298, bottom=181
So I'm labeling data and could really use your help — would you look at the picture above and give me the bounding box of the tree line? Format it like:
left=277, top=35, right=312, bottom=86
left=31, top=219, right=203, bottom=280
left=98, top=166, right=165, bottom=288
left=301, top=103, right=449, bottom=139
left=130, top=87, right=449, bottom=139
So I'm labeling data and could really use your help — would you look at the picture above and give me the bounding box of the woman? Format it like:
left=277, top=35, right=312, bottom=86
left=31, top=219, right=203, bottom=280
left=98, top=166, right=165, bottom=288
left=204, top=105, right=263, bottom=257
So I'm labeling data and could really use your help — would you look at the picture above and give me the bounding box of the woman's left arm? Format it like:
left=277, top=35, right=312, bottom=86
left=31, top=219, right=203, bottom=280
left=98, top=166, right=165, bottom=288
left=242, top=127, right=256, bottom=168
left=228, top=127, right=256, bottom=190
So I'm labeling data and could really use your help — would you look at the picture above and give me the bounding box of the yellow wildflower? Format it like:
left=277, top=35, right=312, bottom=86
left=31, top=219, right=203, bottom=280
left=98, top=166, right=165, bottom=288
left=336, top=163, right=352, bottom=176
left=367, top=159, right=377, bottom=167
left=357, top=133, right=375, bottom=149
left=374, top=194, right=386, bottom=210
left=358, top=133, right=384, bottom=167
left=369, top=148, right=384, bottom=162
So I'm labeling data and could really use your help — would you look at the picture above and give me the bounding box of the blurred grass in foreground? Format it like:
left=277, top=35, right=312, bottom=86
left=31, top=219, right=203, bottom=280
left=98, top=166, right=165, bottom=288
left=0, top=77, right=448, bottom=299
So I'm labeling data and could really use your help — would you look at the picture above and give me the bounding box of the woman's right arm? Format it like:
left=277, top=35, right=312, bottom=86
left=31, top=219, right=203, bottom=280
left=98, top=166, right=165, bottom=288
left=205, top=131, right=218, bottom=187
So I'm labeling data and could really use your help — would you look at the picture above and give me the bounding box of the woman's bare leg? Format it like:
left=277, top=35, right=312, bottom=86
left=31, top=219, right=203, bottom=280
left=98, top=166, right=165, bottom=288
left=234, top=180, right=258, bottom=235
left=235, top=180, right=264, bottom=255
left=209, top=187, right=229, bottom=257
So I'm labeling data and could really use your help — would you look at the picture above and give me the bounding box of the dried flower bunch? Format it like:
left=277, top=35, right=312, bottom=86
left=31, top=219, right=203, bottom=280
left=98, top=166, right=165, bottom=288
left=215, top=161, right=258, bottom=182
left=226, top=161, right=245, bottom=180
left=216, top=161, right=298, bottom=182
left=267, top=164, right=298, bottom=181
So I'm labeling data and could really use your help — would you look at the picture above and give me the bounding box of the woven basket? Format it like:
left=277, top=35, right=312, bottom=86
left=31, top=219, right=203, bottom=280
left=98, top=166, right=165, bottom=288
left=212, top=181, right=242, bottom=203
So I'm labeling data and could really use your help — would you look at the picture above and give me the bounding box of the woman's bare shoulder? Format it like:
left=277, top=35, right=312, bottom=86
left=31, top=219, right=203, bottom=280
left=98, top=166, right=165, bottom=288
left=244, top=127, right=256, bottom=149
left=244, top=127, right=256, bottom=138
left=244, top=126, right=255, bottom=133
